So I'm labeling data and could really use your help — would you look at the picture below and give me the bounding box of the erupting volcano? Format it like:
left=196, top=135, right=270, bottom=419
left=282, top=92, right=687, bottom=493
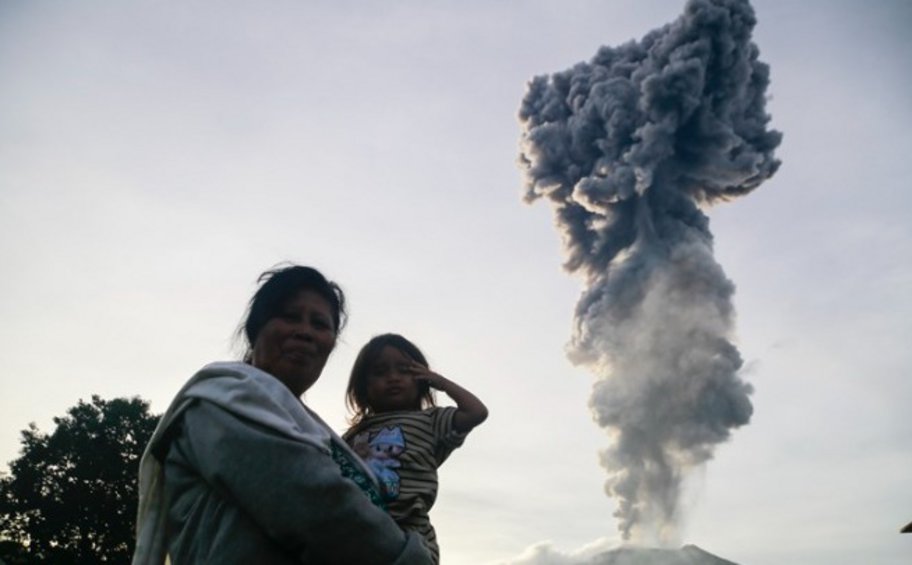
left=518, top=0, right=781, bottom=554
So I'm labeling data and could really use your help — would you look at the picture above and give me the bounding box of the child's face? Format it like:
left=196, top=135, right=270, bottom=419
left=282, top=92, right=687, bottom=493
left=365, top=346, right=421, bottom=413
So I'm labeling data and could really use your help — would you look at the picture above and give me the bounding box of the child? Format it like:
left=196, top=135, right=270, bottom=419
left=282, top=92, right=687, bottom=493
left=343, top=333, right=488, bottom=564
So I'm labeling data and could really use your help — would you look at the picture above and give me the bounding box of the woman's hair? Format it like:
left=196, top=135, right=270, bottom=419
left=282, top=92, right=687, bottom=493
left=345, top=333, right=436, bottom=424
left=238, top=264, right=346, bottom=361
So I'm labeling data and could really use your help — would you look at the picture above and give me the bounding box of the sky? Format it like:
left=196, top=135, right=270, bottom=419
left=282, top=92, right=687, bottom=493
left=1, top=1, right=910, bottom=564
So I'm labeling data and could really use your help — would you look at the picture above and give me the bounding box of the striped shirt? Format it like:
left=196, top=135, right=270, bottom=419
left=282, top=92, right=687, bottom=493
left=343, top=407, right=467, bottom=563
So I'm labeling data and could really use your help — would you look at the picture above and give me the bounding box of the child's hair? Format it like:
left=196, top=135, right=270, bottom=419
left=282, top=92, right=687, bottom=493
left=346, top=333, right=437, bottom=424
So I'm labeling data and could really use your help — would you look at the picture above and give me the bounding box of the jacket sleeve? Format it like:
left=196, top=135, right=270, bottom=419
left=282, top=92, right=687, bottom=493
left=178, top=400, right=432, bottom=565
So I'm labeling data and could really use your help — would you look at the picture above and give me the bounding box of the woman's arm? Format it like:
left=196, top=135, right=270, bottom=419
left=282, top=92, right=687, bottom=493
left=411, top=365, right=488, bottom=433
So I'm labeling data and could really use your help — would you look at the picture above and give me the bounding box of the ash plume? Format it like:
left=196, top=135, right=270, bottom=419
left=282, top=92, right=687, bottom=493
left=518, top=0, right=781, bottom=543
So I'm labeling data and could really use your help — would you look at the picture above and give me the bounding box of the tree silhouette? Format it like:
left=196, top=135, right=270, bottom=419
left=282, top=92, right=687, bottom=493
left=0, top=396, right=159, bottom=564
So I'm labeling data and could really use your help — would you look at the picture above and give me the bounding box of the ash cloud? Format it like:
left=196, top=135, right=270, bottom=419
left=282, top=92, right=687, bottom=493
left=518, top=0, right=780, bottom=543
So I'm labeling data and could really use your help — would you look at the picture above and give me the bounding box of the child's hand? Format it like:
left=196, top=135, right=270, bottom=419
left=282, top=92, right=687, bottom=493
left=405, top=362, right=448, bottom=390
left=405, top=361, right=487, bottom=432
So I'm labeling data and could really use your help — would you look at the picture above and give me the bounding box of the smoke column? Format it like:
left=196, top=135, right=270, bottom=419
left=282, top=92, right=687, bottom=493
left=518, top=0, right=781, bottom=544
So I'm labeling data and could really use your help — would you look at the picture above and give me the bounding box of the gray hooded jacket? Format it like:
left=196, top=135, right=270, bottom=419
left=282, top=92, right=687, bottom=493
left=132, top=361, right=431, bottom=565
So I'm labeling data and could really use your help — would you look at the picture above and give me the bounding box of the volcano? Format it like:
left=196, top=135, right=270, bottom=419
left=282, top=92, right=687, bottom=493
left=589, top=545, right=738, bottom=565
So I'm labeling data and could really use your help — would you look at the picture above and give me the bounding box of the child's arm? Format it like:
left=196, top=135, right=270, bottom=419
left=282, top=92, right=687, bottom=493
left=410, top=364, right=488, bottom=433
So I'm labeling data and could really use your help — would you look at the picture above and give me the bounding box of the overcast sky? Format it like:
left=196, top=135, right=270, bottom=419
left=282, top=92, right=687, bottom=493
left=1, top=1, right=910, bottom=564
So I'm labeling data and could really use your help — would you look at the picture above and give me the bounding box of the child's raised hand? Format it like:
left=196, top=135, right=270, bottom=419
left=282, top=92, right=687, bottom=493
left=406, top=362, right=447, bottom=391
left=405, top=360, right=488, bottom=432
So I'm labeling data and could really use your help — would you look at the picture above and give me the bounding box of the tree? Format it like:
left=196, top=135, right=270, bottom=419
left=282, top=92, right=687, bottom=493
left=0, top=396, right=159, bottom=564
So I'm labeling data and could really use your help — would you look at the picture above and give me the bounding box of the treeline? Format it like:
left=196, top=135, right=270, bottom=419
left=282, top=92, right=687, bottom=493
left=0, top=396, right=158, bottom=564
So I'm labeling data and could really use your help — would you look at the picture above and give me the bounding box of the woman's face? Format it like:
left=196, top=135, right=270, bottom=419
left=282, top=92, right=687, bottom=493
left=251, top=289, right=337, bottom=396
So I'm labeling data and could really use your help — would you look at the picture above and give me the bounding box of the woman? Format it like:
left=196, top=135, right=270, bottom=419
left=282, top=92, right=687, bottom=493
left=133, top=265, right=432, bottom=564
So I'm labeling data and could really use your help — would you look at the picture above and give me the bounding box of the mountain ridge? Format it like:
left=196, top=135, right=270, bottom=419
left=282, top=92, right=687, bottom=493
left=588, top=544, right=739, bottom=565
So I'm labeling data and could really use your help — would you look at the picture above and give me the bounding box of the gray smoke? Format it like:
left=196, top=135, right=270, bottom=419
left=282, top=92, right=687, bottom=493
left=518, top=0, right=781, bottom=543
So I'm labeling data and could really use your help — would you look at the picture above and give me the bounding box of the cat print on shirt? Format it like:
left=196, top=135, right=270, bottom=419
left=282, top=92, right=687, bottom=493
left=350, top=426, right=406, bottom=500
